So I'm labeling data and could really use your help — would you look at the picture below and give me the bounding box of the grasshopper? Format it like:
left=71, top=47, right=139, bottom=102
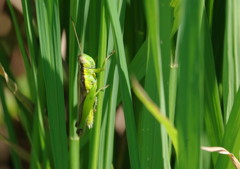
left=71, top=20, right=109, bottom=135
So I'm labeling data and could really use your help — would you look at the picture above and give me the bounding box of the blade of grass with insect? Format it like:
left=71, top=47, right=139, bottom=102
left=90, top=21, right=115, bottom=169
left=215, top=88, right=240, bottom=169
left=106, top=0, right=141, bottom=168
left=89, top=1, right=108, bottom=169
left=68, top=0, right=90, bottom=168
left=0, top=80, right=22, bottom=169
left=35, top=0, right=69, bottom=169
left=175, top=0, right=204, bottom=168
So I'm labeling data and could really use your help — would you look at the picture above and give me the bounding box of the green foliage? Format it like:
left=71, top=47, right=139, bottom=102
left=0, top=0, right=240, bottom=169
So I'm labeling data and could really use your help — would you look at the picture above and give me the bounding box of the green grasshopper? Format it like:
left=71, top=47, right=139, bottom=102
left=71, top=21, right=109, bottom=135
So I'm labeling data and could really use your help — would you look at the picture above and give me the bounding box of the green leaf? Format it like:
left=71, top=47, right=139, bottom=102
left=132, top=78, right=178, bottom=155
left=35, top=0, right=69, bottom=168
left=222, top=0, right=240, bottom=123
left=175, top=1, right=204, bottom=168
left=202, top=10, right=224, bottom=162
left=215, top=89, right=240, bottom=169
left=106, top=0, right=141, bottom=168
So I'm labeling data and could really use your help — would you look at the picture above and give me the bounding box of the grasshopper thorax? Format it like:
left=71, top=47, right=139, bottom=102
left=79, top=53, right=97, bottom=93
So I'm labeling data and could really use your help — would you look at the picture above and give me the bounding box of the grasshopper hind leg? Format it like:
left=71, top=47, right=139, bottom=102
left=86, top=97, right=97, bottom=129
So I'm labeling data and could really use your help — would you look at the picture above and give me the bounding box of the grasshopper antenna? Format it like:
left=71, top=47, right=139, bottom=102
left=71, top=18, right=83, bottom=55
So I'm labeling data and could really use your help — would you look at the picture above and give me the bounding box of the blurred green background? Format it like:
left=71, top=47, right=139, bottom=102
left=0, top=0, right=240, bottom=169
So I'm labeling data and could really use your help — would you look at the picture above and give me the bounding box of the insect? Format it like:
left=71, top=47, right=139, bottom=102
left=71, top=20, right=109, bottom=135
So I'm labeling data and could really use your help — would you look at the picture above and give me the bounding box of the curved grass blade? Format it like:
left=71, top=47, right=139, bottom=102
left=138, top=42, right=164, bottom=168
left=132, top=77, right=178, bottom=155
left=175, top=1, right=204, bottom=168
left=215, top=89, right=240, bottom=169
left=202, top=147, right=240, bottom=169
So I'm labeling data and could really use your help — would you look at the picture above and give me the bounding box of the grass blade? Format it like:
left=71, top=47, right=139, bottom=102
left=128, top=40, right=147, bottom=81
left=103, top=63, right=119, bottom=169
left=138, top=40, right=164, bottom=169
left=68, top=0, right=90, bottom=168
left=89, top=1, right=108, bottom=168
left=202, top=10, right=224, bottom=158
left=215, top=89, right=240, bottom=169
left=222, top=0, right=240, bottom=123
left=144, top=0, right=171, bottom=168
left=175, top=1, right=204, bottom=168
left=35, top=0, right=69, bottom=168
left=106, top=0, right=141, bottom=168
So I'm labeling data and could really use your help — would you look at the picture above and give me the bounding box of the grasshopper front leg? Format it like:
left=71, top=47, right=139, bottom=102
left=86, top=50, right=115, bottom=74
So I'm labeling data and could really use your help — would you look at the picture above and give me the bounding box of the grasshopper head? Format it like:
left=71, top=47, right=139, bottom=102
left=79, top=54, right=96, bottom=69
